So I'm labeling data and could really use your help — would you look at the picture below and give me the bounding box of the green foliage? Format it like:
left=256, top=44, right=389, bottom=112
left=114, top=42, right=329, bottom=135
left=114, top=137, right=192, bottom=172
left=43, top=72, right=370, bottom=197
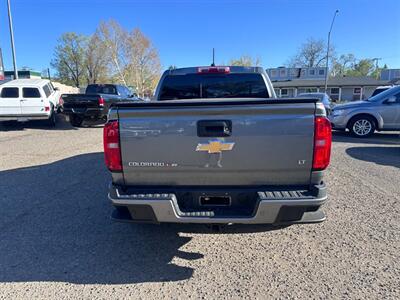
left=345, top=59, right=375, bottom=77
left=229, top=55, right=262, bottom=67
left=332, top=56, right=387, bottom=78
left=331, top=54, right=356, bottom=76
left=51, top=32, right=88, bottom=87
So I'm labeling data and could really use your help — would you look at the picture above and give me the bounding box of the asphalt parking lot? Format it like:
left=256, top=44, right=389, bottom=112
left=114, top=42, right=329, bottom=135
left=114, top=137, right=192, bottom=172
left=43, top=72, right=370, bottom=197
left=0, top=117, right=399, bottom=299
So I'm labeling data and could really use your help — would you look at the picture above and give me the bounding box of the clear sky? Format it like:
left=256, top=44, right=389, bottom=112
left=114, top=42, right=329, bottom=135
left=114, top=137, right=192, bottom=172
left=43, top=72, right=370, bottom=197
left=0, top=0, right=399, bottom=73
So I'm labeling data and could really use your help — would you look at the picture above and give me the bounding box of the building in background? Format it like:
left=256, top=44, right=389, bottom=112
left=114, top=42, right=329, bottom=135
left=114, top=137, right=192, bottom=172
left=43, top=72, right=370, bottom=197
left=4, top=70, right=41, bottom=80
left=380, top=69, right=400, bottom=81
left=267, top=67, right=399, bottom=102
left=266, top=66, right=327, bottom=81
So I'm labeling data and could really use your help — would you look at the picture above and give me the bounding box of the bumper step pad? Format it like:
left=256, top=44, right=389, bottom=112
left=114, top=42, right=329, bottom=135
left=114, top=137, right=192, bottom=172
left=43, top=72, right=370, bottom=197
left=109, top=185, right=327, bottom=224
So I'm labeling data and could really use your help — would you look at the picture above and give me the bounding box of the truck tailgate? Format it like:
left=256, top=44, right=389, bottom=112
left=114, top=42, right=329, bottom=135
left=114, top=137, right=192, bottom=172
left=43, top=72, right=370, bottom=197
left=62, top=94, right=101, bottom=112
left=117, top=99, right=316, bottom=186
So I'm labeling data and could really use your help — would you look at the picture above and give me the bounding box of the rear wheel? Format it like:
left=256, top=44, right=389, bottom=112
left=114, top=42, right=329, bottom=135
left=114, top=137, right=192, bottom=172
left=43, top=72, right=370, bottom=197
left=69, top=114, right=83, bottom=127
left=46, top=107, right=56, bottom=127
left=348, top=115, right=376, bottom=137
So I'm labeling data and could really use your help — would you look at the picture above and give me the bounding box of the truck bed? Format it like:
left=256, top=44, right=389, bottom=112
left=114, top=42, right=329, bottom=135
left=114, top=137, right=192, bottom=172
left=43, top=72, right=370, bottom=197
left=112, top=98, right=319, bottom=187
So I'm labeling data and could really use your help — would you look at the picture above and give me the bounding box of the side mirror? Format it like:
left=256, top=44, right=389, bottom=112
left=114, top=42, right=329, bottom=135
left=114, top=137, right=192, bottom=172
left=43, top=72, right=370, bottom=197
left=384, top=96, right=397, bottom=104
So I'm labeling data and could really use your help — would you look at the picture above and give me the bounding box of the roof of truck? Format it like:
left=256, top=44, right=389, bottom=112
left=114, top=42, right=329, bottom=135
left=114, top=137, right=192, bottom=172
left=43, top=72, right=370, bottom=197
left=165, top=66, right=265, bottom=75
left=1, top=78, right=50, bottom=87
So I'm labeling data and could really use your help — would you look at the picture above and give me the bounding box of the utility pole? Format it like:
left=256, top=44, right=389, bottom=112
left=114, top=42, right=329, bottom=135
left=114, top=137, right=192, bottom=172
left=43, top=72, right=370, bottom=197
left=7, top=0, right=18, bottom=79
left=324, top=9, right=339, bottom=93
left=372, top=58, right=382, bottom=79
left=372, top=57, right=382, bottom=69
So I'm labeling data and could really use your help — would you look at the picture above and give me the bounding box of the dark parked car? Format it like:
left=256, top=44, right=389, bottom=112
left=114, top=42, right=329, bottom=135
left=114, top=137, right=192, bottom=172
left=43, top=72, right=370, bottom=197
left=370, top=86, right=392, bottom=97
left=297, top=92, right=332, bottom=115
left=62, top=84, right=140, bottom=127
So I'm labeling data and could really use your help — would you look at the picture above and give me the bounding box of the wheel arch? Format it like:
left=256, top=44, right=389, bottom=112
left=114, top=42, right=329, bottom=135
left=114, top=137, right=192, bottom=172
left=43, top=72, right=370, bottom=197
left=347, top=113, right=381, bottom=130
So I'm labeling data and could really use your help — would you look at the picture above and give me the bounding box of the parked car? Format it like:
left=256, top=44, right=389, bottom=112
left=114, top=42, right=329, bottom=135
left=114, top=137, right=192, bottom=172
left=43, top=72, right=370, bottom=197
left=370, top=85, right=393, bottom=97
left=297, top=92, right=332, bottom=115
left=0, top=79, right=61, bottom=127
left=61, top=84, right=140, bottom=127
left=330, top=86, right=400, bottom=137
left=104, top=66, right=331, bottom=225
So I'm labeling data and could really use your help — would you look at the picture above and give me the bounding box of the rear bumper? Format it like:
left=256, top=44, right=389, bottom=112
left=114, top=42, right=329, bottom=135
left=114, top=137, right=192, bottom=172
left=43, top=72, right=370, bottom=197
left=329, top=114, right=348, bottom=129
left=108, top=184, right=327, bottom=224
left=0, top=114, right=50, bottom=121
left=62, top=107, right=106, bottom=118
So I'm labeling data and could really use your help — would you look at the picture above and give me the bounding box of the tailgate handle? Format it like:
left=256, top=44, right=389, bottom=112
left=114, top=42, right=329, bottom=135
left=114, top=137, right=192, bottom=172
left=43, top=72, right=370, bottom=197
left=197, top=120, right=232, bottom=137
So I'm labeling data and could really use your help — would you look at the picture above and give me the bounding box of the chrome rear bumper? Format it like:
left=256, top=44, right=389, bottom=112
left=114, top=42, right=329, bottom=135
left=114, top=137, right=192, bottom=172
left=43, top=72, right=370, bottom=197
left=108, top=184, right=327, bottom=224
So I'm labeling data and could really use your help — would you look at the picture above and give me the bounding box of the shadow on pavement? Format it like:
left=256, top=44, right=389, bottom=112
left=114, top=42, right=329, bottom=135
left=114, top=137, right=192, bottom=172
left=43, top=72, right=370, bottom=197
left=332, top=131, right=400, bottom=145
left=0, top=152, right=281, bottom=285
left=346, top=146, right=400, bottom=168
left=0, top=153, right=196, bottom=284
left=0, top=114, right=77, bottom=131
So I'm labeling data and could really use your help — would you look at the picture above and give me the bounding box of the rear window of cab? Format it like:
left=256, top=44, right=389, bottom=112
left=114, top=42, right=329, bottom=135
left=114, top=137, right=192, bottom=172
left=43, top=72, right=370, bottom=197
left=159, top=73, right=269, bottom=100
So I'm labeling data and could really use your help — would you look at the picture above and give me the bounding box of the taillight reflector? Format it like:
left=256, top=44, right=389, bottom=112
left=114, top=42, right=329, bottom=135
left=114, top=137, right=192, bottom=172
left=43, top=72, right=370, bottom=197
left=99, top=96, right=105, bottom=107
left=312, top=116, right=332, bottom=171
left=103, top=120, right=122, bottom=172
left=197, top=66, right=230, bottom=74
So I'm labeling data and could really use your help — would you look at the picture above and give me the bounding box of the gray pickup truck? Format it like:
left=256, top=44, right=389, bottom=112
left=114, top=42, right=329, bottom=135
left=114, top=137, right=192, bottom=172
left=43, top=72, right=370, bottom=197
left=104, top=66, right=332, bottom=225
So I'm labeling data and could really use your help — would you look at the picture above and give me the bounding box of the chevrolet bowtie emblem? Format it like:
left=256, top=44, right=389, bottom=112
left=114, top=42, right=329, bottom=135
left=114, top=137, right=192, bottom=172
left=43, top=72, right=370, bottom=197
left=196, top=140, right=235, bottom=154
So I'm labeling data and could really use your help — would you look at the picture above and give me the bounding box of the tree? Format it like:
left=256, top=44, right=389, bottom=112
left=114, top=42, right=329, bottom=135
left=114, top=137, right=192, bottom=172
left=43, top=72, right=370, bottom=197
left=51, top=20, right=162, bottom=94
left=126, top=28, right=161, bottom=97
left=370, top=62, right=388, bottom=79
left=331, top=54, right=356, bottom=76
left=85, top=32, right=108, bottom=84
left=229, top=55, right=262, bottom=67
left=51, top=32, right=87, bottom=87
left=345, top=59, right=375, bottom=77
left=97, top=20, right=129, bottom=85
left=287, top=37, right=335, bottom=68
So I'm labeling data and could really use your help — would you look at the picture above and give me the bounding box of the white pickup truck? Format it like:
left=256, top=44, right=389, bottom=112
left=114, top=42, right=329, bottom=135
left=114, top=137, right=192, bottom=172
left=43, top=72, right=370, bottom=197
left=0, top=79, right=61, bottom=127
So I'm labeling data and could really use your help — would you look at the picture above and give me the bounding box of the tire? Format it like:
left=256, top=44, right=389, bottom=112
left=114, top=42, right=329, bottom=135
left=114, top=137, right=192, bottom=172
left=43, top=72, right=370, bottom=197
left=46, top=107, right=57, bottom=127
left=348, top=115, right=376, bottom=138
left=69, top=114, right=83, bottom=127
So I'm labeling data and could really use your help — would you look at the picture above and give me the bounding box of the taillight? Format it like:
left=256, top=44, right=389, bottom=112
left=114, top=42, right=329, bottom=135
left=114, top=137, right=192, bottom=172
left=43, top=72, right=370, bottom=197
left=103, top=120, right=122, bottom=172
left=59, top=96, right=64, bottom=106
left=98, top=96, right=105, bottom=107
left=312, top=117, right=332, bottom=170
left=44, top=106, right=50, bottom=112
left=197, top=66, right=230, bottom=74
